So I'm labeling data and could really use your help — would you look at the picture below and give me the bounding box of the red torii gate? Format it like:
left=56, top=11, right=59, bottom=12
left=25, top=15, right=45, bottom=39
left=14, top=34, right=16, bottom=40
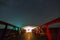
left=39, top=17, right=60, bottom=40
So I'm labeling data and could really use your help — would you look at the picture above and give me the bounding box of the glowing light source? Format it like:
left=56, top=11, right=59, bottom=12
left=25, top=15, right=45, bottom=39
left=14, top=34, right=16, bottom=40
left=23, top=26, right=36, bottom=32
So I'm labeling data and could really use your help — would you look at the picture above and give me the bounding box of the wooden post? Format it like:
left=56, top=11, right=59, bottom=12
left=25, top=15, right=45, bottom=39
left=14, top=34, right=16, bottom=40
left=45, top=25, right=52, bottom=40
left=57, top=29, right=60, bottom=40
left=0, top=25, right=7, bottom=40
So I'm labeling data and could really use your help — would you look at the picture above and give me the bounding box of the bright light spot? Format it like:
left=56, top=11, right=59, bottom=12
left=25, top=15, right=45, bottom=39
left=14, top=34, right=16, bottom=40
left=24, top=27, right=33, bottom=32
left=23, top=26, right=36, bottom=32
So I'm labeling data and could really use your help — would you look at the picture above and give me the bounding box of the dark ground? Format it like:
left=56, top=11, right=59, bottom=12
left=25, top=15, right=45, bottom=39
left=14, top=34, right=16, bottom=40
left=19, top=28, right=59, bottom=40
left=0, top=28, right=60, bottom=40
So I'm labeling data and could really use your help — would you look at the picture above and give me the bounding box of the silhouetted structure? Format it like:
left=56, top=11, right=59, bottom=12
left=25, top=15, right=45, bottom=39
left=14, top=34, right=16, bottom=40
left=0, top=21, right=19, bottom=40
left=36, top=17, right=60, bottom=40
left=0, top=17, right=60, bottom=40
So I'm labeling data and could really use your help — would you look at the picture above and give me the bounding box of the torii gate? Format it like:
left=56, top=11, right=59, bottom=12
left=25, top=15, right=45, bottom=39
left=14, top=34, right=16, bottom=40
left=38, top=17, right=60, bottom=40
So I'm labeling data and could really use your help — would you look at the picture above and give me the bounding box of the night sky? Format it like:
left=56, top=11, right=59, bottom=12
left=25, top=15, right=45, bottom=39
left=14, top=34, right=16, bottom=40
left=0, top=0, right=60, bottom=27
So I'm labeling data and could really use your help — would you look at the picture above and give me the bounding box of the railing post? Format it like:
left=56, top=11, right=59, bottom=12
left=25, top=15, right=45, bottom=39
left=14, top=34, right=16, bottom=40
left=45, top=25, right=52, bottom=40
left=0, top=25, right=7, bottom=40
left=57, top=29, right=60, bottom=40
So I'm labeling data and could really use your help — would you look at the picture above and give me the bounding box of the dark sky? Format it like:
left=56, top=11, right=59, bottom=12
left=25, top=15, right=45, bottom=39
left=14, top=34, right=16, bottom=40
left=0, top=0, right=60, bottom=27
